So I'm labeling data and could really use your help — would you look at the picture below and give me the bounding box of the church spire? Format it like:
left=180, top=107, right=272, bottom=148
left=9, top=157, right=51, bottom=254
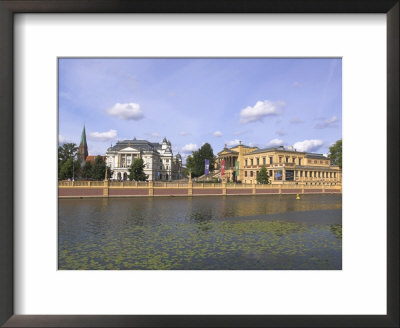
left=78, top=125, right=88, bottom=162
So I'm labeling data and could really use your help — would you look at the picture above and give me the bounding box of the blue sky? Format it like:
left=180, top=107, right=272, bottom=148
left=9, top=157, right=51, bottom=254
left=59, top=58, right=341, bottom=163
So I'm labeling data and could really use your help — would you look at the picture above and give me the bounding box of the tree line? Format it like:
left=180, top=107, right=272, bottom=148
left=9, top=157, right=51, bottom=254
left=58, top=143, right=111, bottom=180
left=58, top=142, right=148, bottom=181
left=58, top=138, right=342, bottom=182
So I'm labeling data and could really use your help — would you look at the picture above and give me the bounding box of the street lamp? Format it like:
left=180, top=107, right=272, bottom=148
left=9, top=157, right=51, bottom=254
left=72, top=154, right=75, bottom=181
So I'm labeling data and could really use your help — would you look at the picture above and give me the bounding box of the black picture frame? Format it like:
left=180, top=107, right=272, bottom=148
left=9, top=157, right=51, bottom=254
left=0, top=1, right=398, bottom=327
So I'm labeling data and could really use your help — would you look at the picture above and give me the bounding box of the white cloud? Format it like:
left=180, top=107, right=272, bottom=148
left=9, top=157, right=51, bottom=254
left=239, top=100, right=283, bottom=123
left=181, top=143, right=198, bottom=154
left=293, top=139, right=323, bottom=152
left=107, top=102, right=144, bottom=120
left=290, top=117, right=304, bottom=124
left=213, top=131, right=223, bottom=137
left=179, top=131, right=190, bottom=136
left=275, top=130, right=286, bottom=137
left=293, top=81, right=302, bottom=87
left=234, top=130, right=248, bottom=136
left=226, top=139, right=241, bottom=147
left=315, top=116, right=339, bottom=129
left=267, top=138, right=284, bottom=147
left=88, top=129, right=117, bottom=142
left=58, top=134, right=68, bottom=143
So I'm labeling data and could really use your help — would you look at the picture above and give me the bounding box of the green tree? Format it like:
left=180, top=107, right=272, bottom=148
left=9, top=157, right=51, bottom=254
left=328, top=139, right=342, bottom=168
left=59, top=157, right=81, bottom=180
left=128, top=158, right=148, bottom=181
left=190, top=143, right=216, bottom=177
left=58, top=143, right=78, bottom=177
left=81, top=160, right=93, bottom=179
left=256, top=166, right=270, bottom=184
left=91, top=156, right=111, bottom=180
left=184, top=155, right=194, bottom=177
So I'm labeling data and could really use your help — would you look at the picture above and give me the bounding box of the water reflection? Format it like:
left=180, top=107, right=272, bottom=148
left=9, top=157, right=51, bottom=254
left=58, top=194, right=342, bottom=270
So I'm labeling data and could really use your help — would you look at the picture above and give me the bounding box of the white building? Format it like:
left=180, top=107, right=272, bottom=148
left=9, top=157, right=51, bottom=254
left=105, top=137, right=183, bottom=181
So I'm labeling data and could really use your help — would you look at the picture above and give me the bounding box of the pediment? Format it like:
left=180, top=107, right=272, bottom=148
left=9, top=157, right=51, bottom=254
left=218, top=150, right=238, bottom=156
left=120, top=147, right=139, bottom=152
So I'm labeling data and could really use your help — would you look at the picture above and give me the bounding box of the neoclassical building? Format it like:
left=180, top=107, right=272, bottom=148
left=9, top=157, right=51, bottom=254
left=217, top=142, right=342, bottom=185
left=105, top=137, right=183, bottom=181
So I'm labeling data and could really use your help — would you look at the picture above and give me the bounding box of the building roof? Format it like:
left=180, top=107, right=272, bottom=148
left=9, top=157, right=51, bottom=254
left=218, top=148, right=239, bottom=155
left=305, top=153, right=328, bottom=159
left=107, top=139, right=161, bottom=152
left=86, top=155, right=106, bottom=164
left=229, top=144, right=255, bottom=149
left=246, top=146, right=328, bottom=159
left=247, top=147, right=281, bottom=155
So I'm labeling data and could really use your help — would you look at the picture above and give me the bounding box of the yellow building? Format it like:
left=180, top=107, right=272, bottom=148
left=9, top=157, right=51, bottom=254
left=217, top=144, right=341, bottom=185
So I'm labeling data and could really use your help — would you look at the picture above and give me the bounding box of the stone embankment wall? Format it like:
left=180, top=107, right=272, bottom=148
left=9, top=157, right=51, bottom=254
left=58, top=181, right=341, bottom=198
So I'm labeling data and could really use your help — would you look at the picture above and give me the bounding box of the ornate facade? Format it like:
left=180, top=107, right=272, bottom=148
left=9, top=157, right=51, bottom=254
left=217, top=143, right=342, bottom=185
left=105, top=137, right=183, bottom=181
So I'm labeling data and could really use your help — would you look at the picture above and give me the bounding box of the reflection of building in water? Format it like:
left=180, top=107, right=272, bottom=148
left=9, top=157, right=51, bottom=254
left=217, top=142, right=341, bottom=185
left=105, top=137, right=183, bottom=181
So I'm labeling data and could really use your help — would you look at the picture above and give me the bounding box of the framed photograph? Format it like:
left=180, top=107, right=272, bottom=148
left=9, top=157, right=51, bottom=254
left=0, top=1, right=398, bottom=327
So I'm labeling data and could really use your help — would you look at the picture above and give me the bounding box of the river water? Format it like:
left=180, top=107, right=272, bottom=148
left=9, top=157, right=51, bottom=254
left=58, top=194, right=342, bottom=270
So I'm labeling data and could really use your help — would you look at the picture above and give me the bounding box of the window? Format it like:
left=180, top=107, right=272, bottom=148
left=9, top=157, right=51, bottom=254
left=250, top=171, right=253, bottom=177
left=305, top=171, right=308, bottom=177
left=318, top=172, right=320, bottom=178
left=274, top=170, right=283, bottom=180
left=270, top=157, right=273, bottom=164
left=300, top=171, right=303, bottom=177
left=160, top=166, right=162, bottom=170
left=256, top=158, right=259, bottom=165
left=292, top=157, right=296, bottom=163
left=286, top=157, right=289, bottom=163
left=245, top=171, right=247, bottom=177
left=269, top=170, right=272, bottom=177
left=299, top=158, right=302, bottom=165
left=263, top=157, right=266, bottom=165
left=251, top=159, right=254, bottom=166
left=314, top=160, right=317, bottom=164
left=279, top=157, right=282, bottom=163
left=245, top=159, right=248, bottom=166
left=334, top=172, right=337, bottom=178
left=166, top=159, right=169, bottom=163
left=160, top=159, right=162, bottom=162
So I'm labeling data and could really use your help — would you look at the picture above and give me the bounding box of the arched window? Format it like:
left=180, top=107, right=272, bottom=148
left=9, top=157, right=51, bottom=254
left=117, top=172, right=121, bottom=180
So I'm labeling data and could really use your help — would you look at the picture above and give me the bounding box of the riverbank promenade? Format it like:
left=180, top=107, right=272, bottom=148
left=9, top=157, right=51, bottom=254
left=58, top=180, right=342, bottom=198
